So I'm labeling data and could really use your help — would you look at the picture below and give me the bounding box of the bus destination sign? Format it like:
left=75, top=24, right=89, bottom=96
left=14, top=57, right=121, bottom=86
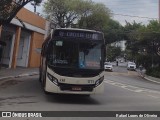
left=54, top=30, right=103, bottom=40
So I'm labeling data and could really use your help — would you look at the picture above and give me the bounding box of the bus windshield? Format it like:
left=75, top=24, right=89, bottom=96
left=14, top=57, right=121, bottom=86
left=48, top=40, right=102, bottom=70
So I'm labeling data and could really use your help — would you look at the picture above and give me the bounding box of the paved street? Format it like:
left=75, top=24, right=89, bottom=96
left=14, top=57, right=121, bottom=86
left=0, top=66, right=160, bottom=119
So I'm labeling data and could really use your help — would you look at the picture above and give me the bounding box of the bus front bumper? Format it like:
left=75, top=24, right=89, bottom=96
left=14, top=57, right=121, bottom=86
left=45, top=77, right=104, bottom=95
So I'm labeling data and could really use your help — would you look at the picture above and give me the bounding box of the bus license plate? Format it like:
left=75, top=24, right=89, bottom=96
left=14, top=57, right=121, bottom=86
left=72, top=87, right=82, bottom=91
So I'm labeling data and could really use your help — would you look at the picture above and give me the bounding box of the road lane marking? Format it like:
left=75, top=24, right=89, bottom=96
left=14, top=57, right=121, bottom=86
left=105, top=71, right=138, bottom=77
left=105, top=80, right=144, bottom=93
left=104, top=79, right=160, bottom=98
left=134, top=89, right=144, bottom=92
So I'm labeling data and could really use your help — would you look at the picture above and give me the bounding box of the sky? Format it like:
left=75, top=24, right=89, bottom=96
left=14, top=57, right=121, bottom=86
left=25, top=0, right=159, bottom=26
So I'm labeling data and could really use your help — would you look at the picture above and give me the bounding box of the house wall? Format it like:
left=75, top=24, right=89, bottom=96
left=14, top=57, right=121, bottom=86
left=11, top=27, right=21, bottom=68
left=0, top=8, right=46, bottom=68
left=111, top=40, right=126, bottom=51
left=16, top=8, right=46, bottom=30
left=29, top=32, right=44, bottom=68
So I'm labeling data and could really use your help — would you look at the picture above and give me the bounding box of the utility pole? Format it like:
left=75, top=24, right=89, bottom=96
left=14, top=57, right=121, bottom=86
left=31, top=2, right=37, bottom=13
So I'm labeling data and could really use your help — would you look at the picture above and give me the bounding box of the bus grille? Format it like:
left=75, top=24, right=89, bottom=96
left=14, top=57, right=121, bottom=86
left=59, top=83, right=94, bottom=92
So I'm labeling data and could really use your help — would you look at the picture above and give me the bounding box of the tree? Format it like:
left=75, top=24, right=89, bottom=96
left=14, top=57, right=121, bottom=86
left=103, top=19, right=124, bottom=44
left=123, top=20, right=160, bottom=69
left=106, top=45, right=121, bottom=62
left=123, top=21, right=145, bottom=61
left=77, top=2, right=110, bottom=30
left=44, top=0, right=81, bottom=28
left=43, top=0, right=111, bottom=29
left=0, top=0, right=42, bottom=25
left=137, top=20, right=160, bottom=68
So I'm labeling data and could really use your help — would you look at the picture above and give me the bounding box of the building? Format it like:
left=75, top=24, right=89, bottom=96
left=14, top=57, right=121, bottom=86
left=0, top=8, right=47, bottom=68
left=111, top=40, right=126, bottom=51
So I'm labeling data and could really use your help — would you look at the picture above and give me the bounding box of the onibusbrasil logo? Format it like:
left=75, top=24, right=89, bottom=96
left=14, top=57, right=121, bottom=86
left=1, top=112, right=42, bottom=118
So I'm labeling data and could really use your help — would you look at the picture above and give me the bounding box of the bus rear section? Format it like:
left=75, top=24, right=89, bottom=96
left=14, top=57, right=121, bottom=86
left=40, top=28, right=105, bottom=95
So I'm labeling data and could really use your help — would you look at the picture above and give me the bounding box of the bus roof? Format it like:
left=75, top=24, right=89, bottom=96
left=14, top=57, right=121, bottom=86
left=50, top=28, right=104, bottom=41
left=54, top=28, right=102, bottom=34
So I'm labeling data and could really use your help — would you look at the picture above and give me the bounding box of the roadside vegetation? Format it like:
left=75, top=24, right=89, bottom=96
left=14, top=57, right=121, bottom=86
left=146, top=67, right=160, bottom=78
left=123, top=21, right=160, bottom=78
left=106, top=45, right=121, bottom=62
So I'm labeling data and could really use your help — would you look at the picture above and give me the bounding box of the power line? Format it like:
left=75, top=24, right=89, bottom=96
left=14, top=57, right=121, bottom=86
left=106, top=4, right=157, bottom=7
left=104, top=0, right=158, bottom=6
left=111, top=13, right=158, bottom=20
left=106, top=29, right=160, bottom=34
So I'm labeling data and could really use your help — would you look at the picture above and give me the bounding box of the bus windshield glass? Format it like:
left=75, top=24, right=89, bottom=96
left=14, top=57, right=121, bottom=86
left=48, top=40, right=102, bottom=70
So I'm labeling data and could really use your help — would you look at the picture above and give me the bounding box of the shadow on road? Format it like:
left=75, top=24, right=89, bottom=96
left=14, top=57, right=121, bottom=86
left=44, top=94, right=101, bottom=105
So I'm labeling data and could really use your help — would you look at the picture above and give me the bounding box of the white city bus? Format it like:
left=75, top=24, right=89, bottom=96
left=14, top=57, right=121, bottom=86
left=39, top=28, right=106, bottom=95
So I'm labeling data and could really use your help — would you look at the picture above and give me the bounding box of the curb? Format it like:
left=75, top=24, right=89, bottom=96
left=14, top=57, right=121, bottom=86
left=0, top=72, right=39, bottom=81
left=138, top=71, right=160, bottom=84
left=143, top=76, right=160, bottom=84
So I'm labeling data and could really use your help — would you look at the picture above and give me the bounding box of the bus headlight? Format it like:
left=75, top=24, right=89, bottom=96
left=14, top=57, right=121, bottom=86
left=47, top=73, right=58, bottom=86
left=95, top=76, right=104, bottom=87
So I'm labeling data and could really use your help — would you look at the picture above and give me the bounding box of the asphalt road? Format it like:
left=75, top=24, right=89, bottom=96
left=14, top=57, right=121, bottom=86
left=0, top=66, right=160, bottom=120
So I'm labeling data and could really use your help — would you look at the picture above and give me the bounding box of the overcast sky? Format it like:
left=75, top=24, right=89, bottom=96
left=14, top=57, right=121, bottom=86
left=25, top=0, right=159, bottom=25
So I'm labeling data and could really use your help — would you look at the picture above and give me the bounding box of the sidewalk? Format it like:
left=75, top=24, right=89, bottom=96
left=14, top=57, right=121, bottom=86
left=0, top=67, right=39, bottom=80
left=137, top=69, right=160, bottom=84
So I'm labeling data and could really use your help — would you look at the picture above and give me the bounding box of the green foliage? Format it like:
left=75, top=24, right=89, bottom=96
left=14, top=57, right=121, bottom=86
left=124, top=20, right=160, bottom=78
left=106, top=45, right=121, bottom=62
left=43, top=0, right=111, bottom=29
left=43, top=0, right=87, bottom=28
left=103, top=19, right=124, bottom=44
left=44, top=0, right=72, bottom=27
left=146, top=67, right=160, bottom=78
left=77, top=2, right=110, bottom=30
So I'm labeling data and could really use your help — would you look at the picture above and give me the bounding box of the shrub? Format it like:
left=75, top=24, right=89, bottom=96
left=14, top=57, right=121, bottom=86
left=146, top=67, right=160, bottom=78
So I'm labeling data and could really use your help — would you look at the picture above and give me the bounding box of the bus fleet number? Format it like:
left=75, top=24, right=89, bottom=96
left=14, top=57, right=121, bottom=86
left=88, top=80, right=94, bottom=84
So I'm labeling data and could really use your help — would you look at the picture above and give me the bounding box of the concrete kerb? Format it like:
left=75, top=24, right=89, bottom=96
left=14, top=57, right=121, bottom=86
left=137, top=70, right=160, bottom=84
left=144, top=75, right=160, bottom=84
left=0, top=76, right=15, bottom=80
left=0, top=72, right=39, bottom=80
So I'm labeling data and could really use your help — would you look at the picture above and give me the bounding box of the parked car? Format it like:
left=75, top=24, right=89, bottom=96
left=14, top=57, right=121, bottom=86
left=104, top=62, right=113, bottom=71
left=127, top=62, right=136, bottom=70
